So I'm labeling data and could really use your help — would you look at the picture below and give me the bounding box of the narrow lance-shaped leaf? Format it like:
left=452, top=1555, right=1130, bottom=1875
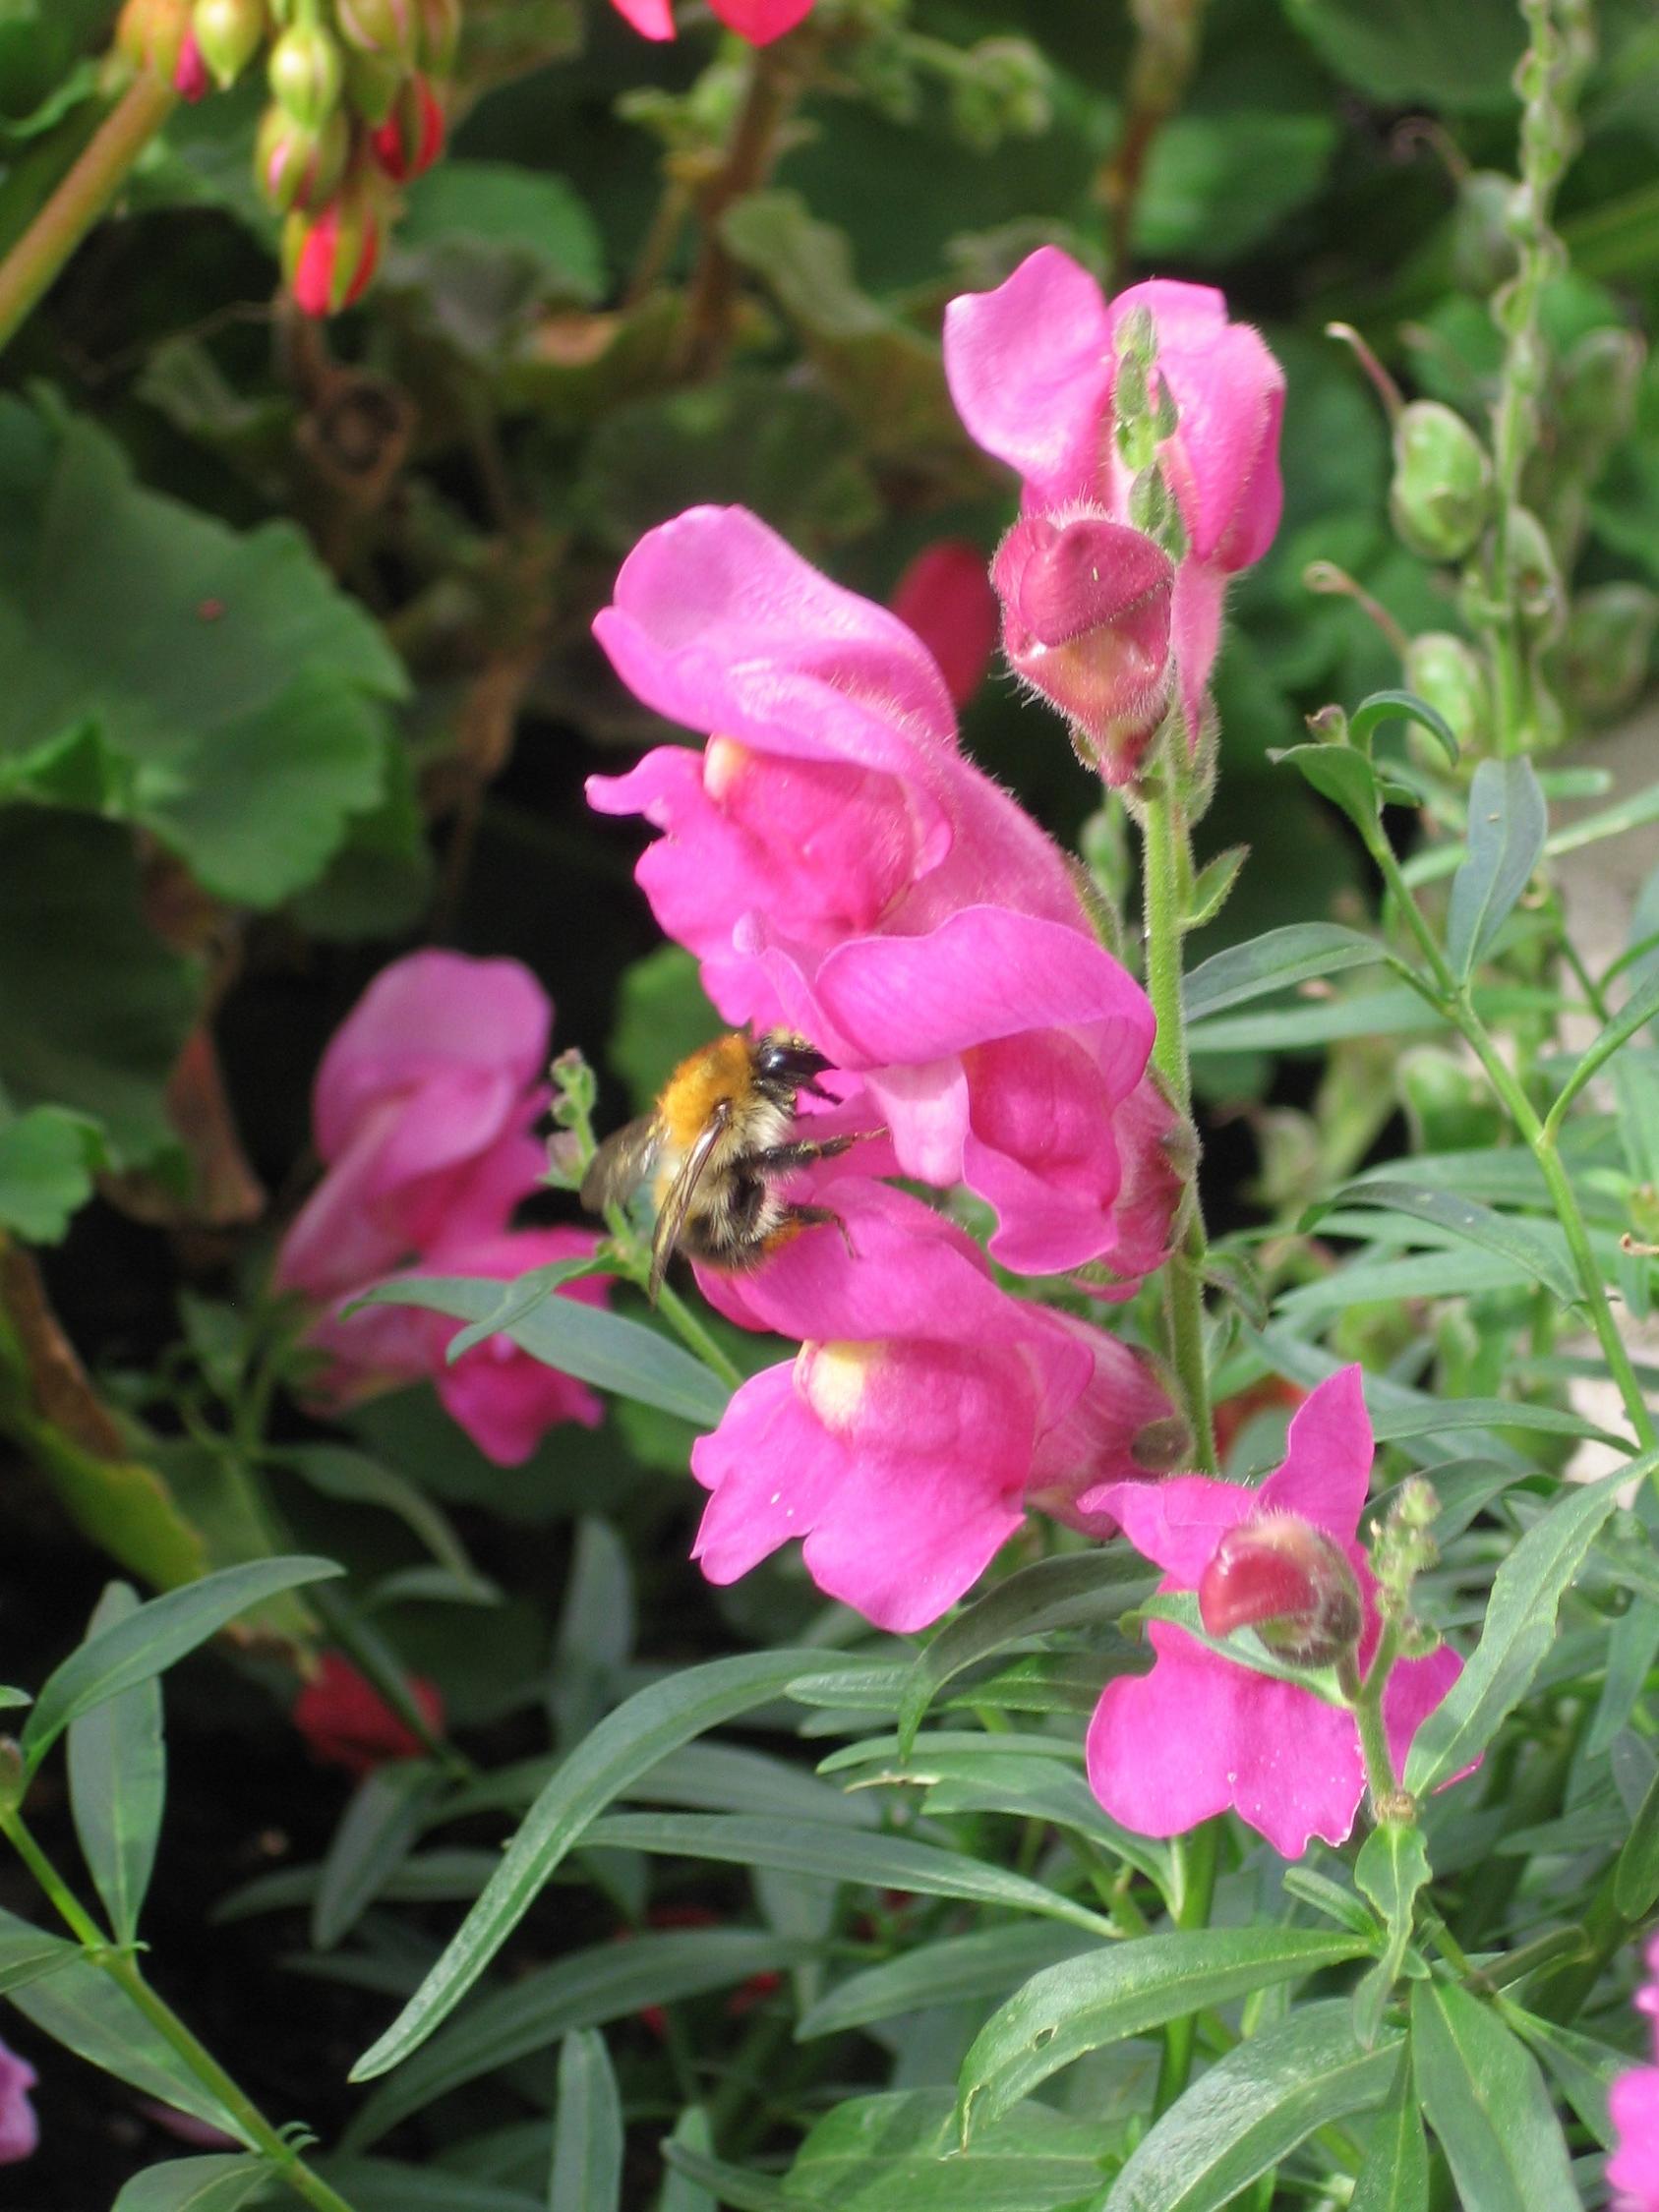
left=24, top=1555, right=343, bottom=1770
left=111, top=2157, right=272, bottom=2211
left=549, top=2030, right=623, bottom=2212
left=1182, top=921, right=1388, bottom=1022
left=312, top=1760, right=443, bottom=1951
left=1446, top=756, right=1548, bottom=981
left=1409, top=1980, right=1579, bottom=2212
left=66, top=1581, right=166, bottom=1947
left=1350, top=2051, right=1429, bottom=2212
left=1305, top=1179, right=1580, bottom=1307
left=1351, top=1824, right=1431, bottom=2048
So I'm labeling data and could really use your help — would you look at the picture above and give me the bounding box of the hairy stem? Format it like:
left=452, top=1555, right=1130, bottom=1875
left=0, top=72, right=177, bottom=354
left=0, top=1808, right=360, bottom=2212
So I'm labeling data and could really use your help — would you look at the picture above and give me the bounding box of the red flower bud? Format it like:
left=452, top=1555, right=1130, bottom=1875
left=192, top=0, right=267, bottom=87
left=1198, top=1513, right=1362, bottom=1667
left=293, top=1651, right=443, bottom=1775
left=116, top=0, right=192, bottom=80
left=256, top=102, right=350, bottom=213
left=370, top=73, right=445, bottom=181
left=286, top=187, right=382, bottom=317
left=268, top=20, right=343, bottom=127
left=172, top=26, right=212, bottom=98
left=889, top=541, right=998, bottom=709
left=991, top=510, right=1174, bottom=785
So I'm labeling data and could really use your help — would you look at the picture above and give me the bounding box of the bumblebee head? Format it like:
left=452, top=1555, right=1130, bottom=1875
left=754, top=1031, right=834, bottom=1102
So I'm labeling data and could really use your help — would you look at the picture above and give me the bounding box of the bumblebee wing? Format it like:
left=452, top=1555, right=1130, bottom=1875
left=648, top=1098, right=733, bottom=1303
left=580, top=1115, right=661, bottom=1217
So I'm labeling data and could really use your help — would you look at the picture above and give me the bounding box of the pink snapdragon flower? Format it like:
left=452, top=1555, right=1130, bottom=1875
left=1082, top=1367, right=1462, bottom=1858
left=687, top=1178, right=1177, bottom=1630
left=944, top=250, right=1285, bottom=746
left=1610, top=1934, right=1659, bottom=2210
left=610, top=0, right=814, bottom=43
left=0, top=2036, right=36, bottom=2165
left=588, top=505, right=1180, bottom=1280
left=889, top=541, right=998, bottom=709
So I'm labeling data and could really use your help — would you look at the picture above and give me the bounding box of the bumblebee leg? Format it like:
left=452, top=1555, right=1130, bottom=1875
left=761, top=1203, right=855, bottom=1260
left=753, top=1134, right=864, bottom=1174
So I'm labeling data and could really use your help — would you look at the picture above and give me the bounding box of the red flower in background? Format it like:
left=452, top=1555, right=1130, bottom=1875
left=609, top=0, right=814, bottom=43
left=293, top=1652, right=444, bottom=1775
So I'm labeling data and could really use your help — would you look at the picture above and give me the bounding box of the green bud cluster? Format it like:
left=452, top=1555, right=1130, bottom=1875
left=1368, top=1480, right=1441, bottom=1635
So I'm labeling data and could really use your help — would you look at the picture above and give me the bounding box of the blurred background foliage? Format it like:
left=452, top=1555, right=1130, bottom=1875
left=1, top=0, right=1659, bottom=2196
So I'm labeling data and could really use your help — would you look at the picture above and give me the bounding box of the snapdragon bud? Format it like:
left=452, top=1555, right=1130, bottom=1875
left=1504, top=505, right=1563, bottom=640
left=991, top=511, right=1174, bottom=786
left=336, top=0, right=417, bottom=64
left=285, top=177, right=382, bottom=317
left=1389, top=401, right=1492, bottom=564
left=268, top=21, right=342, bottom=128
left=343, top=47, right=401, bottom=124
left=173, top=25, right=211, bottom=97
left=1404, top=632, right=1491, bottom=759
left=1564, top=583, right=1658, bottom=720
left=256, top=103, right=349, bottom=212
left=1198, top=1513, right=1363, bottom=1667
left=1451, top=170, right=1522, bottom=295
left=116, top=0, right=193, bottom=79
left=192, top=0, right=266, bottom=87
left=369, top=73, right=444, bottom=180
left=1557, top=326, right=1643, bottom=458
left=414, top=0, right=462, bottom=72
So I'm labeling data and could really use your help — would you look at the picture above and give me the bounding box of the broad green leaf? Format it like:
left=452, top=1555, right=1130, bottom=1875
left=1505, top=2007, right=1622, bottom=2148
left=583, top=1814, right=1113, bottom=1941
left=1446, top=759, right=1548, bottom=981
left=785, top=2089, right=1110, bottom=2212
left=0, top=1916, right=77, bottom=1996
left=1137, top=110, right=1335, bottom=263
left=313, top=1762, right=443, bottom=1951
left=1282, top=0, right=1524, bottom=106
left=549, top=2031, right=622, bottom=2212
left=1409, top=1981, right=1579, bottom=2212
left=24, top=1555, right=343, bottom=1769
left=799, top=1924, right=1092, bottom=2042
left=1273, top=741, right=1386, bottom=841
left=1182, top=922, right=1387, bottom=1022
left=347, top=1929, right=817, bottom=2147
left=401, top=162, right=605, bottom=303
left=349, top=1651, right=826, bottom=2081
left=958, top=1928, right=1371, bottom=2133
left=0, top=1105, right=103, bottom=1241
left=1404, top=1469, right=1629, bottom=1792
left=1351, top=2054, right=1428, bottom=2212
left=1352, top=1825, right=1431, bottom=2046
left=1616, top=1753, right=1659, bottom=1918
left=356, top=1277, right=730, bottom=1428
left=1307, top=1180, right=1579, bottom=1306
left=1103, top=2001, right=1400, bottom=2211
left=897, top=1549, right=1156, bottom=1753
left=111, top=2157, right=272, bottom=2210
left=67, top=1582, right=166, bottom=1946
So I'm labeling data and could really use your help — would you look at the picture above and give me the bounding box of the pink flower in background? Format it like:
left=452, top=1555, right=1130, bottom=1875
left=276, top=950, right=551, bottom=1306
left=944, top=250, right=1285, bottom=744
left=1082, top=1367, right=1463, bottom=1858
left=610, top=0, right=814, bottom=43
left=688, top=1178, right=1177, bottom=1629
left=889, top=540, right=998, bottom=708
left=589, top=505, right=1166, bottom=1277
left=294, top=1652, right=444, bottom=1775
left=1611, top=1934, right=1659, bottom=2210
left=0, top=2037, right=35, bottom=2166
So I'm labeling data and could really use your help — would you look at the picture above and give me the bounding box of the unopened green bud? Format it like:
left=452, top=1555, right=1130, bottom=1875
left=413, top=0, right=462, bottom=72
left=1451, top=169, right=1521, bottom=296
left=1404, top=631, right=1491, bottom=758
left=1398, top=1045, right=1501, bottom=1154
left=1564, top=583, right=1658, bottom=720
left=1557, top=325, right=1644, bottom=453
left=335, top=0, right=416, bottom=64
left=1504, top=505, right=1563, bottom=640
left=192, top=0, right=266, bottom=87
left=268, top=21, right=342, bottom=126
left=343, top=45, right=402, bottom=124
left=255, top=101, right=349, bottom=213
left=1389, top=401, right=1492, bottom=563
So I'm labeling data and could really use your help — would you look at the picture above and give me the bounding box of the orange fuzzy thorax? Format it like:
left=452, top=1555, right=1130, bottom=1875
left=659, top=1034, right=754, bottom=1149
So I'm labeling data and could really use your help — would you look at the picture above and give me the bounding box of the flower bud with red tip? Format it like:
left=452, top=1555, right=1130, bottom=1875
left=192, top=0, right=267, bottom=87
left=285, top=182, right=382, bottom=317
left=414, top=0, right=462, bottom=72
left=991, top=509, right=1174, bottom=785
left=116, top=0, right=192, bottom=80
left=268, top=20, right=342, bottom=127
left=336, top=0, right=417, bottom=63
left=1198, top=1512, right=1362, bottom=1667
left=256, top=103, right=349, bottom=212
left=173, top=26, right=211, bottom=97
left=370, top=73, right=444, bottom=181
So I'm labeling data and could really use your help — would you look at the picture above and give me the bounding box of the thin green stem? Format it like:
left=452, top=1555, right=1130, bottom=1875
left=1153, top=1820, right=1219, bottom=2112
left=0, top=71, right=177, bottom=353
left=0, top=1809, right=360, bottom=2212
left=655, top=1278, right=744, bottom=1392
left=1340, top=1625, right=1408, bottom=1819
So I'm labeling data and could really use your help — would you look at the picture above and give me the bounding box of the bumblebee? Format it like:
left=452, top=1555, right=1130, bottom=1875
left=580, top=1030, right=859, bottom=1301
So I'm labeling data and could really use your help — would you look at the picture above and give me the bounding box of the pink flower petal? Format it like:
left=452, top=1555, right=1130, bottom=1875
left=710, top=0, right=817, bottom=41
left=1085, top=1474, right=1256, bottom=1583
left=0, top=2037, right=36, bottom=2166
left=610, top=0, right=676, bottom=33
left=1260, top=1366, right=1373, bottom=1543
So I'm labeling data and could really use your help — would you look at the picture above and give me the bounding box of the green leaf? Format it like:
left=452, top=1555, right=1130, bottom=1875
left=0, top=1916, right=77, bottom=1997
left=549, top=2031, right=622, bottom=2212
left=346, top=1929, right=817, bottom=2148
left=401, top=162, right=605, bottom=303
left=1409, top=1981, right=1579, bottom=2212
left=583, top=1814, right=1113, bottom=1941
left=313, top=1762, right=443, bottom=1951
left=111, top=2157, right=273, bottom=2211
left=1307, top=1180, right=1580, bottom=1306
left=1273, top=741, right=1385, bottom=841
left=1504, top=2007, right=1622, bottom=2148
left=0, top=810, right=201, bottom=1167
left=799, top=1924, right=1092, bottom=2042
left=1137, top=111, right=1336, bottom=263
left=958, top=1928, right=1371, bottom=2135
left=1183, top=922, right=1387, bottom=1022
left=23, top=1555, right=343, bottom=1770
left=658, top=2109, right=717, bottom=2212
left=314, top=2161, right=545, bottom=2212
left=278, top=1446, right=491, bottom=1599
left=1348, top=688, right=1459, bottom=768
left=1282, top=0, right=1523, bottom=105
left=1616, top=1752, right=1659, bottom=1917
left=348, top=1650, right=826, bottom=2082
left=66, top=1582, right=166, bottom=1947
left=1545, top=964, right=1659, bottom=1132
left=897, top=1549, right=1156, bottom=1754
left=356, top=1276, right=730, bottom=1428
left=1102, top=2001, right=1401, bottom=2212
left=1446, top=759, right=1549, bottom=981
left=785, top=2090, right=1110, bottom=2212
left=1403, top=1469, right=1629, bottom=1793
left=1350, top=2054, right=1428, bottom=2212
left=1352, top=1825, right=1431, bottom=2046
left=0, top=1105, right=103, bottom=1240
left=660, top=2144, right=780, bottom=2212
left=1183, top=845, right=1248, bottom=933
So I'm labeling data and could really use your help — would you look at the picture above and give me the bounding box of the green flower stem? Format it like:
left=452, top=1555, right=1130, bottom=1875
left=0, top=71, right=177, bottom=355
left=0, top=1807, right=360, bottom=2212
left=1153, top=1819, right=1219, bottom=2113
left=599, top=1200, right=744, bottom=1393
left=1139, top=762, right=1217, bottom=1474
left=1339, top=1623, right=1409, bottom=1821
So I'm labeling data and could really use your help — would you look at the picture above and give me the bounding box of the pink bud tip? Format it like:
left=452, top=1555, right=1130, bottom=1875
left=1198, top=1514, right=1362, bottom=1664
left=173, top=28, right=211, bottom=99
